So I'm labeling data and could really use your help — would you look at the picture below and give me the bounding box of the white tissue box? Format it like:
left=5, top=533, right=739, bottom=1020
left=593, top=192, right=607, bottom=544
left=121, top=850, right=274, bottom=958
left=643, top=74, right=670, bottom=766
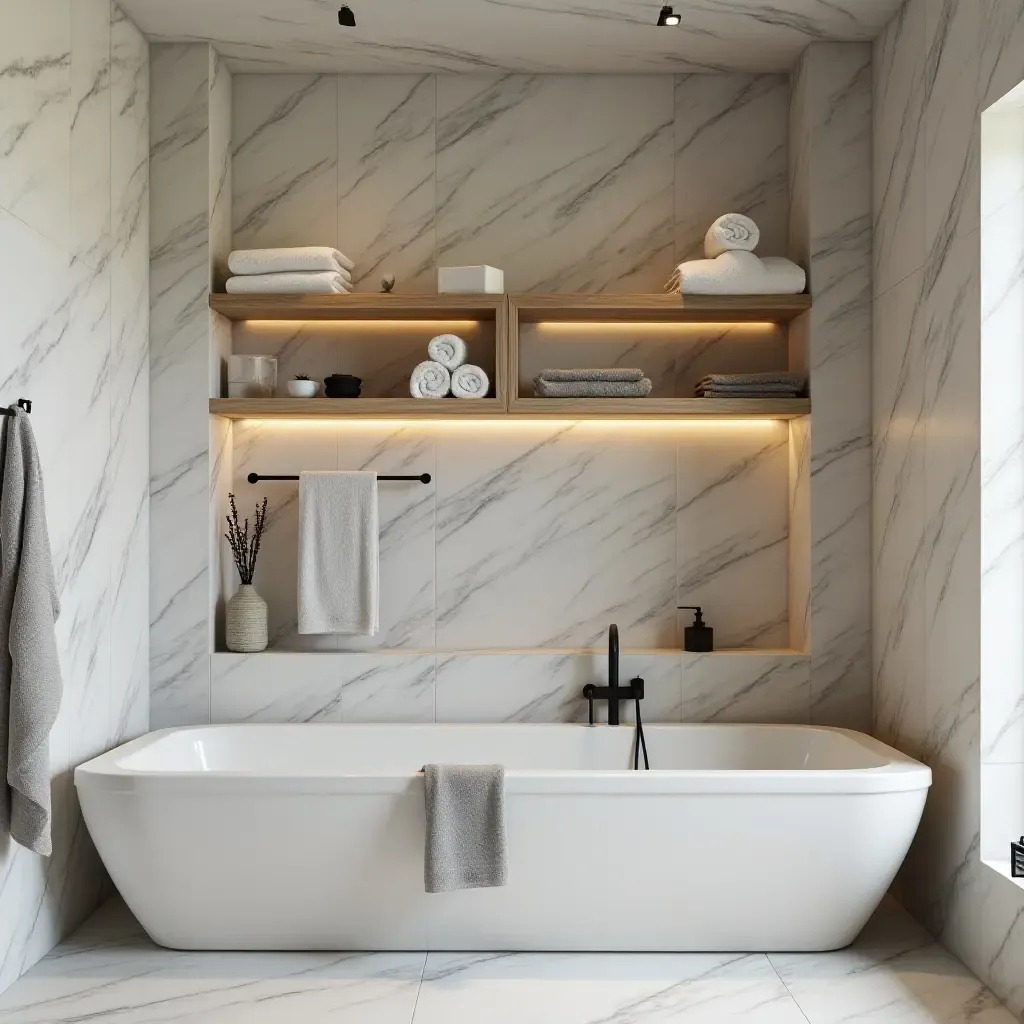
left=438, top=265, right=504, bottom=294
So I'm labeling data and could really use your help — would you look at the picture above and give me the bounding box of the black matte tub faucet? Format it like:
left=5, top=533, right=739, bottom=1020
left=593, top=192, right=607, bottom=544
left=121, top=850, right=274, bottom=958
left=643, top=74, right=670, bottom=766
left=582, top=624, right=644, bottom=725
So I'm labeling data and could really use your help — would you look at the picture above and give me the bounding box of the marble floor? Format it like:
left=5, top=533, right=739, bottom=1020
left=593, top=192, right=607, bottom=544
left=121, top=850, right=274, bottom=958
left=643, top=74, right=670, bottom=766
left=0, top=897, right=1017, bottom=1023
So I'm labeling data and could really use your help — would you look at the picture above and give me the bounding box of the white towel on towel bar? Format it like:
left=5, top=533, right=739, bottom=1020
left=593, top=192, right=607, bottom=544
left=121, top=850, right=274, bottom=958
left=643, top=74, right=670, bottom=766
left=670, top=251, right=806, bottom=295
left=298, top=472, right=379, bottom=635
left=704, top=214, right=760, bottom=258
left=226, top=271, right=351, bottom=295
left=228, top=246, right=355, bottom=275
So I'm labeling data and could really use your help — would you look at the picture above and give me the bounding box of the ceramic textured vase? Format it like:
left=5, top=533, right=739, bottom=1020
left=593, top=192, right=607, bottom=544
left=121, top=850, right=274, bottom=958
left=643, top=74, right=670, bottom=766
left=226, top=584, right=268, bottom=653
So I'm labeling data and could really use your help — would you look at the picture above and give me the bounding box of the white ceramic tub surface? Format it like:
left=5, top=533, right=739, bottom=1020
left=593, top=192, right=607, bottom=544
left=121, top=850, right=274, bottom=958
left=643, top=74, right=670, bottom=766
left=75, top=724, right=930, bottom=952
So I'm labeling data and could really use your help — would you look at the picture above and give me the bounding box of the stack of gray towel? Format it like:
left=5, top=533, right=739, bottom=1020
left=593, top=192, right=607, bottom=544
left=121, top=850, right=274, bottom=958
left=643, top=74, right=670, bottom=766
left=695, top=372, right=805, bottom=399
left=534, top=368, right=653, bottom=398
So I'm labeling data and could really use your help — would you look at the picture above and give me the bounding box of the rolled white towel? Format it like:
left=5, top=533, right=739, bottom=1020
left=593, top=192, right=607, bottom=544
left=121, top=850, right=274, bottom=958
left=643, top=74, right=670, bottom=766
left=427, top=333, right=468, bottom=372
left=670, top=251, right=806, bottom=295
left=451, top=364, right=490, bottom=399
left=410, top=360, right=451, bottom=399
left=228, top=246, right=355, bottom=275
left=226, top=271, right=351, bottom=295
left=704, top=214, right=760, bottom=258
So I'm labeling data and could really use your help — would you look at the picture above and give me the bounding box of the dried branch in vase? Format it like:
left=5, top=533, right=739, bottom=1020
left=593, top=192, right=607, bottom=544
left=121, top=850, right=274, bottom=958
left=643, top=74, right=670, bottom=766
left=225, top=493, right=268, bottom=584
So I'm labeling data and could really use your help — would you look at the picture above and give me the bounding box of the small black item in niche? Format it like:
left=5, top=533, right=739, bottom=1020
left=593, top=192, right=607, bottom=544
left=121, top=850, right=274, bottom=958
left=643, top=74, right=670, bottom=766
left=1012, top=836, right=1024, bottom=878
left=678, top=605, right=713, bottom=652
left=338, top=6, right=356, bottom=26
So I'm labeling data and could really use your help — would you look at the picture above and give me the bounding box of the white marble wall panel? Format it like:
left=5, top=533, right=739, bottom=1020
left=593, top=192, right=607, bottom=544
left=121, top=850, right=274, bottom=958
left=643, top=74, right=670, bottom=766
left=872, top=2, right=1024, bottom=1015
left=673, top=74, right=789, bottom=262
left=676, top=423, right=790, bottom=649
left=149, top=44, right=214, bottom=728
left=231, top=71, right=795, bottom=295
left=211, top=652, right=434, bottom=723
left=337, top=75, right=435, bottom=292
left=434, top=652, right=682, bottom=724
left=873, top=0, right=926, bottom=296
left=232, top=75, right=337, bottom=251
left=872, top=269, right=927, bottom=757
left=0, top=0, right=70, bottom=245
left=109, top=2, right=150, bottom=752
left=924, top=0, right=981, bottom=263
left=0, top=1, right=149, bottom=999
left=680, top=652, right=811, bottom=723
left=223, top=421, right=791, bottom=657
left=434, top=423, right=677, bottom=650
left=435, top=75, right=673, bottom=293
left=791, top=44, right=873, bottom=732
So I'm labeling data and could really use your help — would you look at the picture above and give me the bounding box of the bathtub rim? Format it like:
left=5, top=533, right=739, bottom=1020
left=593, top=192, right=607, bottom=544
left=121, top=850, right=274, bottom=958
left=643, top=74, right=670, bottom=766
left=75, top=723, right=932, bottom=797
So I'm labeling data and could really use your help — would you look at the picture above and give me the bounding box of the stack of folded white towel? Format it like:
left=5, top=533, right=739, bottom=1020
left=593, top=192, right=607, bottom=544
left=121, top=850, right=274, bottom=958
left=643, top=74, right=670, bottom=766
left=667, top=215, right=806, bottom=295
left=410, top=334, right=490, bottom=399
left=533, top=368, right=653, bottom=398
left=226, top=247, right=355, bottom=294
left=695, top=372, right=806, bottom=399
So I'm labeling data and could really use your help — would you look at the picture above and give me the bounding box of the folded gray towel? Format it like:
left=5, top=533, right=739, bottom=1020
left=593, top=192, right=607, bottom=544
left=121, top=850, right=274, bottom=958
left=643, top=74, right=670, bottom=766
left=0, top=409, right=63, bottom=855
left=698, top=372, right=806, bottom=389
left=424, top=764, right=507, bottom=893
left=534, top=378, right=653, bottom=398
left=539, top=368, right=644, bottom=383
left=697, top=387, right=802, bottom=398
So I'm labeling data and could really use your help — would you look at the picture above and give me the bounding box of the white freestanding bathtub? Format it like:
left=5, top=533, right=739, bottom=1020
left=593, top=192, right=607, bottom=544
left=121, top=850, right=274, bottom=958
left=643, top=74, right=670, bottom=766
left=75, top=723, right=930, bottom=953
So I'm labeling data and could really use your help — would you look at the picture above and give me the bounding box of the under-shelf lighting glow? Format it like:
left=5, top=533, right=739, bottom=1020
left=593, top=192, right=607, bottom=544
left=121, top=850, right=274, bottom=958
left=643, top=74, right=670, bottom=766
left=530, top=321, right=780, bottom=331
left=240, top=320, right=483, bottom=331
left=236, top=418, right=788, bottom=434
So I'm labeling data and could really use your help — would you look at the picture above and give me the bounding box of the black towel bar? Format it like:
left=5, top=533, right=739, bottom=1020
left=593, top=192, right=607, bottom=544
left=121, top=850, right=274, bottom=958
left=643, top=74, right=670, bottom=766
left=247, top=472, right=430, bottom=484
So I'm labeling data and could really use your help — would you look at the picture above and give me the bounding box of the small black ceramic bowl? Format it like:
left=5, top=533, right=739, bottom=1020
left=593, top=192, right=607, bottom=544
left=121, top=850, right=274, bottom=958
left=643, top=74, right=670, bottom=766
left=324, top=374, right=362, bottom=398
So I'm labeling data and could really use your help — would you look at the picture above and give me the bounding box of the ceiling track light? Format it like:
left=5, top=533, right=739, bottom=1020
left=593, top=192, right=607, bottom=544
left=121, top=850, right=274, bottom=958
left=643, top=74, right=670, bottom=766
left=657, top=5, right=680, bottom=26
left=338, top=5, right=356, bottom=27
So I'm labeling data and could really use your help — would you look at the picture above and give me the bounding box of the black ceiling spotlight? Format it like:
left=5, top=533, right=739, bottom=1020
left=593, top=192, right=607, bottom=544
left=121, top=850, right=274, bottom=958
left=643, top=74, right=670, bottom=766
left=338, top=5, right=356, bottom=27
left=657, top=5, right=680, bottom=25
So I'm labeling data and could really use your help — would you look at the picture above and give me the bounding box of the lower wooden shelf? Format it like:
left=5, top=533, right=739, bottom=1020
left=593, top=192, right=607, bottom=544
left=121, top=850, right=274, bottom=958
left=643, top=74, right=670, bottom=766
left=507, top=397, right=810, bottom=419
left=210, top=397, right=810, bottom=420
left=209, top=398, right=504, bottom=419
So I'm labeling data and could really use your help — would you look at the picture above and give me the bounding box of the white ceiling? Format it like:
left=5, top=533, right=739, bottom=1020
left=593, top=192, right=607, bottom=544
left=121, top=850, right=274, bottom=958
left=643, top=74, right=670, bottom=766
left=119, top=0, right=902, bottom=73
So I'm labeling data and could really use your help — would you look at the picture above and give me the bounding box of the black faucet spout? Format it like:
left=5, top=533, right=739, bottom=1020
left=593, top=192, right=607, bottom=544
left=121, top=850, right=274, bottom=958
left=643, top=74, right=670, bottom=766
left=608, top=623, right=619, bottom=721
left=581, top=625, right=643, bottom=726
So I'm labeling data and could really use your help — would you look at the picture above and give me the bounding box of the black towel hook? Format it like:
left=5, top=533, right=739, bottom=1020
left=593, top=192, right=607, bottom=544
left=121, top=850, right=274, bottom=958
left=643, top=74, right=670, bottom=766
left=1, top=398, right=31, bottom=417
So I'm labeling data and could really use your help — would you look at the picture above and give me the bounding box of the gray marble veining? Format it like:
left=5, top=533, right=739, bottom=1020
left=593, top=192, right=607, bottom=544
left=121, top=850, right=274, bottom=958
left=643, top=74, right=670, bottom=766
left=115, top=0, right=904, bottom=74
left=872, top=0, right=1024, bottom=1017
left=0, top=0, right=150, bottom=1000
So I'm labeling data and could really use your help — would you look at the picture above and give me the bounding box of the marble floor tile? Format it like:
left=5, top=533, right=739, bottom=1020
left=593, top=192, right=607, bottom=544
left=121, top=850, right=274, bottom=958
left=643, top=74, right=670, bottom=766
left=0, top=901, right=425, bottom=1024
left=414, top=950, right=809, bottom=1024
left=769, top=899, right=1018, bottom=1024
left=0, top=896, right=1017, bottom=1023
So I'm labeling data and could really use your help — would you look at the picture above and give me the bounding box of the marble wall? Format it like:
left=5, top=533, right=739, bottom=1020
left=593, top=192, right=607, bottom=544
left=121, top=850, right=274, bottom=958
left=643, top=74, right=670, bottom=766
left=0, top=0, right=150, bottom=998
left=789, top=44, right=874, bottom=733
left=231, top=72, right=791, bottom=293
left=873, top=0, right=1024, bottom=1015
left=150, top=43, right=232, bottom=727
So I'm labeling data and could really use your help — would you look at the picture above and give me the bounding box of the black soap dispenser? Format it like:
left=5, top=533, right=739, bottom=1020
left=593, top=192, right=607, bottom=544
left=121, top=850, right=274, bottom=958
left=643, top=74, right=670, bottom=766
left=678, top=605, right=714, bottom=652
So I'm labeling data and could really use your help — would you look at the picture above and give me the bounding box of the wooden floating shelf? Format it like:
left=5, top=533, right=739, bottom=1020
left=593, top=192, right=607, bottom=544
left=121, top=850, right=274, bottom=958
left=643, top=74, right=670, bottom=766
left=210, top=397, right=809, bottom=420
left=510, top=293, right=812, bottom=323
left=209, top=292, right=812, bottom=420
left=209, top=398, right=504, bottom=419
left=209, top=292, right=505, bottom=321
left=210, top=292, right=811, bottom=324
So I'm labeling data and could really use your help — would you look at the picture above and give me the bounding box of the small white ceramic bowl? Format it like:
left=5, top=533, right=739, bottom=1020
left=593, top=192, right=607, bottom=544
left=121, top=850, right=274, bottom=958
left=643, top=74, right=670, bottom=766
left=286, top=379, right=319, bottom=398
